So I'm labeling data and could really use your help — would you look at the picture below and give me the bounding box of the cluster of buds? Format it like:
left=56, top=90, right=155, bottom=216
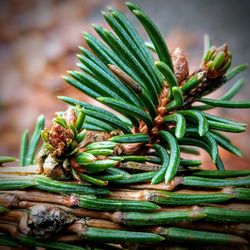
left=41, top=107, right=86, bottom=160
left=40, top=107, right=87, bottom=179
left=202, top=44, right=232, bottom=79
left=40, top=107, right=119, bottom=183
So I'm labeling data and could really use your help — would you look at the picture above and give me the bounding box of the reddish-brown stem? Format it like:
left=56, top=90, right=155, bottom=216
left=0, top=222, right=18, bottom=237
left=0, top=190, right=79, bottom=207
left=53, top=235, right=82, bottom=242
left=0, top=210, right=24, bottom=223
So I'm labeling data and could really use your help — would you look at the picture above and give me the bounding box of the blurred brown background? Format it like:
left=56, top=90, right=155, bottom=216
left=0, top=0, right=249, bottom=169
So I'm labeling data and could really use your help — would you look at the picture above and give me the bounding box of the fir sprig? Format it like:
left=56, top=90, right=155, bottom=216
left=58, top=2, right=249, bottom=183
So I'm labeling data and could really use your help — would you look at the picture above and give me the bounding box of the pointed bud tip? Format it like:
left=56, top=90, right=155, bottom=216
left=219, top=43, right=228, bottom=51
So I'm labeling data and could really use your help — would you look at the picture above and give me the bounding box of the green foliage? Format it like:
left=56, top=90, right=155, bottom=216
left=20, top=115, right=45, bottom=166
left=0, top=156, right=16, bottom=164
left=56, top=2, right=250, bottom=184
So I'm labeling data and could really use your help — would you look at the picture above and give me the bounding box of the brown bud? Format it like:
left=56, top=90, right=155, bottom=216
left=48, top=124, right=74, bottom=158
left=63, top=107, right=77, bottom=125
left=172, top=47, right=189, bottom=85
